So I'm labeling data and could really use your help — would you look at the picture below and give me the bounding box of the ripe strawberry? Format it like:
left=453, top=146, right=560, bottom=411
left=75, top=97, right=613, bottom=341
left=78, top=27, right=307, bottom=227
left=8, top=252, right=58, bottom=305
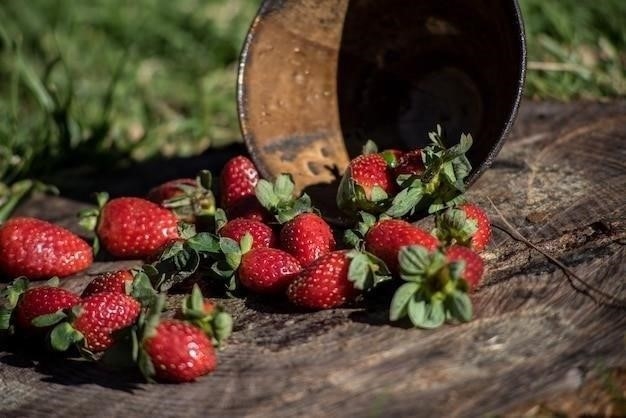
left=219, top=218, right=277, bottom=250
left=279, top=213, right=335, bottom=266
left=142, top=319, right=217, bottom=383
left=393, top=149, right=424, bottom=178
left=337, top=153, right=396, bottom=215
left=432, top=203, right=491, bottom=252
left=287, top=251, right=358, bottom=310
left=147, top=171, right=216, bottom=226
left=81, top=195, right=181, bottom=259
left=14, top=285, right=80, bottom=331
left=364, top=219, right=439, bottom=274
left=239, top=247, right=301, bottom=294
left=81, top=270, right=134, bottom=298
left=219, top=156, right=268, bottom=221
left=459, top=203, right=491, bottom=252
left=70, top=292, right=141, bottom=352
left=0, top=217, right=92, bottom=280
left=445, top=245, right=484, bottom=290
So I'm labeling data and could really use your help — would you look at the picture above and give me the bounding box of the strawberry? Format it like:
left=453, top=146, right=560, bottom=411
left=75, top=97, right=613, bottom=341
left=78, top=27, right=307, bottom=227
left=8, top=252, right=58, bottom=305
left=0, top=278, right=80, bottom=333
left=146, top=171, right=216, bottom=226
left=218, top=217, right=277, bottom=250
left=81, top=270, right=134, bottom=298
left=279, top=213, right=335, bottom=266
left=445, top=245, right=484, bottom=290
left=364, top=219, right=439, bottom=274
left=175, top=284, right=233, bottom=346
left=45, top=292, right=141, bottom=353
left=390, top=245, right=473, bottom=329
left=80, top=194, right=181, bottom=259
left=393, top=149, right=425, bottom=178
left=253, top=174, right=334, bottom=265
left=142, top=319, right=216, bottom=383
left=0, top=217, right=92, bottom=280
left=287, top=251, right=358, bottom=310
left=336, top=153, right=396, bottom=215
left=239, top=247, right=301, bottom=294
left=432, top=203, right=491, bottom=252
left=219, top=156, right=268, bottom=221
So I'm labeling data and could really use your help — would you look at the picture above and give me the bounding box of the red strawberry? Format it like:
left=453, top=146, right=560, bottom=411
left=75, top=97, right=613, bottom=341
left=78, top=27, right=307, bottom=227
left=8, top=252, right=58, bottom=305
left=0, top=217, right=92, bottom=280
left=445, top=245, right=484, bottom=290
left=81, top=270, right=134, bottom=298
left=219, top=218, right=277, bottom=250
left=239, top=247, right=301, bottom=294
left=364, top=219, right=439, bottom=274
left=393, top=149, right=424, bottom=178
left=219, top=156, right=268, bottom=221
left=82, top=196, right=181, bottom=259
left=147, top=172, right=216, bottom=226
left=279, top=213, right=335, bottom=266
left=71, top=292, right=141, bottom=352
left=459, top=203, right=491, bottom=252
left=142, top=319, right=216, bottom=383
left=287, top=251, right=358, bottom=310
left=14, top=286, right=80, bottom=331
left=337, top=153, right=396, bottom=214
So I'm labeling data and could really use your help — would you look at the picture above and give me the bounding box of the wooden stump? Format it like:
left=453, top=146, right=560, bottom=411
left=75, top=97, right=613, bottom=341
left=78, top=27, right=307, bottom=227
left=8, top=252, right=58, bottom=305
left=1, top=101, right=625, bottom=417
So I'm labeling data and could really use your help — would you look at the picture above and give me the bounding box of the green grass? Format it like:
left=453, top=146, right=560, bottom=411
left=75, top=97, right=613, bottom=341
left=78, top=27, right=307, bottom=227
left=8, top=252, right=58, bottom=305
left=0, top=0, right=624, bottom=203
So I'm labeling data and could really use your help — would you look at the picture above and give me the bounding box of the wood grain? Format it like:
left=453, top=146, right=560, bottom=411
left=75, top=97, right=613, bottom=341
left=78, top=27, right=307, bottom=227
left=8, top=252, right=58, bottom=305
left=1, top=101, right=625, bottom=418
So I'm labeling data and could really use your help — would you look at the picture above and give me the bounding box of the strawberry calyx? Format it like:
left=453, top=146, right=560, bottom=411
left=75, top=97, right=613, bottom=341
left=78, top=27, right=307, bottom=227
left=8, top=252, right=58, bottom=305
left=255, top=173, right=313, bottom=224
left=343, top=211, right=380, bottom=249
left=390, top=245, right=472, bottom=329
left=385, top=125, right=473, bottom=218
left=0, top=276, right=31, bottom=331
left=336, top=165, right=392, bottom=216
left=159, top=170, right=216, bottom=226
left=78, top=191, right=110, bottom=255
left=432, top=206, right=478, bottom=249
left=177, top=284, right=233, bottom=347
left=207, top=233, right=253, bottom=294
left=346, top=249, right=392, bottom=291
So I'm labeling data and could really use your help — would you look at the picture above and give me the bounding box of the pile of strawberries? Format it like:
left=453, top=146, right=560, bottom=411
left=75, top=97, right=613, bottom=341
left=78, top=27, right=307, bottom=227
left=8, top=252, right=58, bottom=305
left=0, top=124, right=492, bottom=383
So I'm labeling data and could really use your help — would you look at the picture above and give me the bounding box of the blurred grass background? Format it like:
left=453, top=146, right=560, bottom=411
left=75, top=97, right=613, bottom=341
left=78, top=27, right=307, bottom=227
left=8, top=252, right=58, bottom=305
left=0, top=0, right=624, bottom=199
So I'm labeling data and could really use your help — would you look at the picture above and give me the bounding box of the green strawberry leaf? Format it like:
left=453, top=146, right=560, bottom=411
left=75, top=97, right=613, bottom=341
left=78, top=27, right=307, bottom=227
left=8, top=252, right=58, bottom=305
left=214, top=208, right=228, bottom=230
left=255, top=179, right=279, bottom=209
left=45, top=277, right=60, bottom=287
left=130, top=271, right=157, bottom=306
left=31, top=310, right=67, bottom=328
left=50, top=322, right=84, bottom=352
left=187, top=232, right=221, bottom=253
left=178, top=222, right=197, bottom=239
left=198, top=169, right=213, bottom=190
left=0, top=308, right=13, bottom=331
left=445, top=290, right=472, bottom=322
left=407, top=295, right=427, bottom=327
left=389, top=282, right=419, bottom=321
left=362, top=139, right=379, bottom=155
left=347, top=252, right=370, bottom=290
left=415, top=299, right=446, bottom=329
left=385, top=185, right=424, bottom=218
left=239, top=233, right=253, bottom=254
left=137, top=348, right=157, bottom=383
left=370, top=186, right=388, bottom=203
left=1, top=277, right=29, bottom=309
left=398, top=245, right=432, bottom=279
left=273, top=174, right=295, bottom=202
left=212, top=311, right=233, bottom=347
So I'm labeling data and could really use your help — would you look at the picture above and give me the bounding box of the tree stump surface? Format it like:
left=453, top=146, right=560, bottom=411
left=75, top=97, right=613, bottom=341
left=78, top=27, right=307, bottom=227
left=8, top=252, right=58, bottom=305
left=1, top=100, right=625, bottom=418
